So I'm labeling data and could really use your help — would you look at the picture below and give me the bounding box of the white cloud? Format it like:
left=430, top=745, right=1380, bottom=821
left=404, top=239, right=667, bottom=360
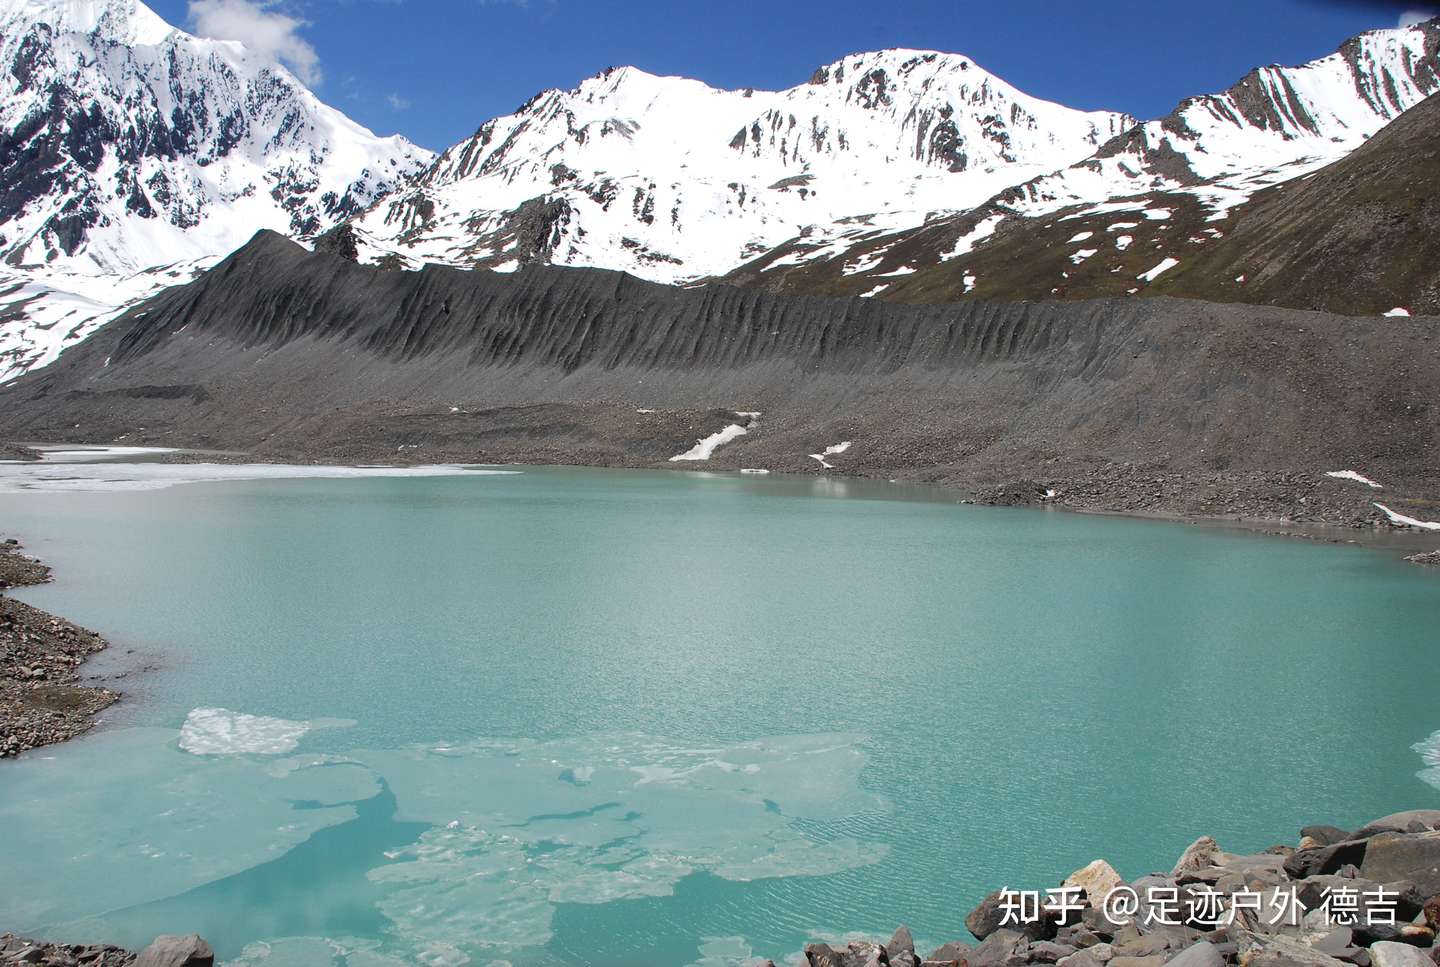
left=1399, top=8, right=1437, bottom=26
left=188, top=0, right=322, bottom=85
left=385, top=93, right=411, bottom=111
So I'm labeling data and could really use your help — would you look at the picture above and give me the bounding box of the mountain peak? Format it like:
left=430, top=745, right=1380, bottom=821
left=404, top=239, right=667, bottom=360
left=0, top=0, right=173, bottom=45
left=808, top=48, right=978, bottom=82
left=0, top=0, right=432, bottom=276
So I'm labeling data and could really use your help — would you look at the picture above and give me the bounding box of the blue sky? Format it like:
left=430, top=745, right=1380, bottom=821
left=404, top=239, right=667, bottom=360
left=150, top=0, right=1437, bottom=151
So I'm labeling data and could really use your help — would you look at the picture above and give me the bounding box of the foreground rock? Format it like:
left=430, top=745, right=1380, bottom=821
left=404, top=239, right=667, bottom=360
left=0, top=934, right=213, bottom=967
left=0, top=540, right=119, bottom=758
left=802, top=811, right=1440, bottom=967
left=1, top=933, right=134, bottom=966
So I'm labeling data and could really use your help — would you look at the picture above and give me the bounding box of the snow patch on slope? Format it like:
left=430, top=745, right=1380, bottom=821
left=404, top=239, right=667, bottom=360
left=1325, top=470, right=1383, bottom=489
left=1374, top=502, right=1440, bottom=531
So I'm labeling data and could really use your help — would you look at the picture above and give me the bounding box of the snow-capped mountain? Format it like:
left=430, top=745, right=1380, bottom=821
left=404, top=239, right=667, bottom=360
left=351, top=50, right=1135, bottom=282
left=998, top=19, right=1440, bottom=221
left=0, top=0, right=432, bottom=380
left=728, top=19, right=1440, bottom=298
left=0, top=0, right=431, bottom=274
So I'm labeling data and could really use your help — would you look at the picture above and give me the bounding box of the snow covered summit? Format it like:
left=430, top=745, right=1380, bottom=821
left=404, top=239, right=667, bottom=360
left=0, top=0, right=432, bottom=275
left=351, top=50, right=1136, bottom=282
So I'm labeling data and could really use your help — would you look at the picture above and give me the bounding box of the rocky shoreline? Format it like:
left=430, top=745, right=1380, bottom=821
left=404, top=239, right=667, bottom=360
left=0, top=933, right=212, bottom=967
left=0, top=539, right=119, bottom=758
left=786, top=810, right=1440, bottom=967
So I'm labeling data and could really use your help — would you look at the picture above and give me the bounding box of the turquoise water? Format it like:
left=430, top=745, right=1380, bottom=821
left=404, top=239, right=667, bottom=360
left=1, top=465, right=1437, bottom=967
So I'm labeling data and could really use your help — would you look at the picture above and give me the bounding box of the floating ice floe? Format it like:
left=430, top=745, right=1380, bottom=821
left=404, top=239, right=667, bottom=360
left=362, top=731, right=888, bottom=952
left=178, top=708, right=356, bottom=755
left=33, top=445, right=179, bottom=463
left=1325, top=470, right=1383, bottom=489
left=1373, top=502, right=1440, bottom=531
left=739, top=468, right=770, bottom=474
left=809, top=441, right=852, bottom=470
left=0, top=460, right=518, bottom=494
left=1415, top=729, right=1440, bottom=792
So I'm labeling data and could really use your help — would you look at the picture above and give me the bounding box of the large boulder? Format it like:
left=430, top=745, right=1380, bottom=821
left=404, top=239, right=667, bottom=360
left=1056, top=944, right=1114, bottom=967
left=838, top=942, right=886, bottom=967
left=1359, top=832, right=1440, bottom=896
left=133, top=935, right=214, bottom=967
left=886, top=927, right=918, bottom=967
left=968, top=929, right=1029, bottom=967
left=805, top=943, right=843, bottom=967
left=1352, top=813, right=1440, bottom=840
left=1065, top=860, right=1124, bottom=904
left=1243, top=936, right=1348, bottom=966
left=1164, top=943, right=1224, bottom=967
left=966, top=889, right=1053, bottom=942
left=1303, top=826, right=1356, bottom=847
left=1369, top=941, right=1436, bottom=967
left=1285, top=840, right=1370, bottom=879
left=886, top=926, right=916, bottom=960
left=925, top=940, right=973, bottom=965
left=1172, top=837, right=1223, bottom=878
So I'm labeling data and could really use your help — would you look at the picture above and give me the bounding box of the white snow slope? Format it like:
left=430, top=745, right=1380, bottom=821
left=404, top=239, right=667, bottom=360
left=1000, top=21, right=1440, bottom=222
left=353, top=50, right=1136, bottom=283
left=0, top=0, right=433, bottom=379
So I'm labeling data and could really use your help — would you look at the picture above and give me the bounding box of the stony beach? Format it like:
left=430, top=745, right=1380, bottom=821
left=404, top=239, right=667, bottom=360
left=0, top=539, right=119, bottom=758
left=791, top=810, right=1440, bottom=967
left=0, top=933, right=213, bottom=967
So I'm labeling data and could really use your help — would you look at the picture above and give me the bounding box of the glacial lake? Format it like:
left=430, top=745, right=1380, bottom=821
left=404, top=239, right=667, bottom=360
left=1, top=462, right=1437, bottom=967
